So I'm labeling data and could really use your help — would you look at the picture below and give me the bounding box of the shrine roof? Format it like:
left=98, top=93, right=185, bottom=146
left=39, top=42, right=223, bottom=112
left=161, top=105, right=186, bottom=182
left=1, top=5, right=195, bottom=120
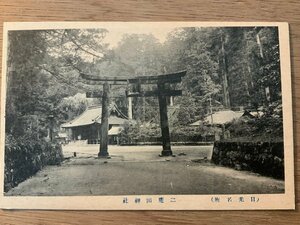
left=190, top=110, right=244, bottom=126
left=61, top=106, right=128, bottom=128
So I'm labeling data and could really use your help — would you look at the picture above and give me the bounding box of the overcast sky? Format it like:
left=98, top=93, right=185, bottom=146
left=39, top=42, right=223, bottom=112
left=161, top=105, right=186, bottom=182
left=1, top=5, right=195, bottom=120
left=102, top=23, right=180, bottom=48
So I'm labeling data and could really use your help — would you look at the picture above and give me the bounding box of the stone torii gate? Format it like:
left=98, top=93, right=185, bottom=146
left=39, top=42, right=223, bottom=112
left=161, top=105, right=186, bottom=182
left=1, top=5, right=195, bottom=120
left=80, top=70, right=186, bottom=157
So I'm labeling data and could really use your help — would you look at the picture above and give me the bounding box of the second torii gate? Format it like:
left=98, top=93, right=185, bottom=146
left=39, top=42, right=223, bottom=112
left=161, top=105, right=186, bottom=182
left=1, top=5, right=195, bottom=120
left=80, top=70, right=186, bottom=157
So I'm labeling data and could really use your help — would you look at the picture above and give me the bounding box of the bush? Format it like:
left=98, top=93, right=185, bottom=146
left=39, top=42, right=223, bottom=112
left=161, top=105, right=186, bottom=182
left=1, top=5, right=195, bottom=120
left=4, top=134, right=63, bottom=192
left=119, top=122, right=161, bottom=144
left=212, top=141, right=284, bottom=179
left=228, top=101, right=283, bottom=142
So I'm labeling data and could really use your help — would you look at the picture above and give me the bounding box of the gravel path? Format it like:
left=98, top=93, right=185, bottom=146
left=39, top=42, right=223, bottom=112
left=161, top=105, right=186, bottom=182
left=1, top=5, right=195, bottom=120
left=5, top=145, right=284, bottom=196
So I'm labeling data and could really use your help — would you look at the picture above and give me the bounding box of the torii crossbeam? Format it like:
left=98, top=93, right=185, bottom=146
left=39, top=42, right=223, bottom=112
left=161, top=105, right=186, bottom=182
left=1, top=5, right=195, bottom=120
left=81, top=70, right=186, bottom=157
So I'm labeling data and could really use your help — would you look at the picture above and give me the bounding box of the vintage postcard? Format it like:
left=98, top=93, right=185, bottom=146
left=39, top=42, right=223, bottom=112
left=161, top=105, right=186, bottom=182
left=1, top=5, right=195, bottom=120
left=0, top=22, right=294, bottom=210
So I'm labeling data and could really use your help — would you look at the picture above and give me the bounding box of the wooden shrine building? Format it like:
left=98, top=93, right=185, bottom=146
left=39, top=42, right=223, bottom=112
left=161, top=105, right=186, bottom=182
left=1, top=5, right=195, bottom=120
left=61, top=105, right=129, bottom=145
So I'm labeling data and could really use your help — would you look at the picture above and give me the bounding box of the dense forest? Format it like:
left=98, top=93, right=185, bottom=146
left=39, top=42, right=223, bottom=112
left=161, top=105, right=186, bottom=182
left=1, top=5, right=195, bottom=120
left=5, top=26, right=282, bottom=142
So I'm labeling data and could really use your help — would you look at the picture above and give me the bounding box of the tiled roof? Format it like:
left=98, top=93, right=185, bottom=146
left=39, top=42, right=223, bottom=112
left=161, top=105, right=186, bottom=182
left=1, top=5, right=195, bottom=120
left=191, top=110, right=244, bottom=126
left=108, top=125, right=124, bottom=135
left=107, top=116, right=128, bottom=125
left=62, top=106, right=128, bottom=128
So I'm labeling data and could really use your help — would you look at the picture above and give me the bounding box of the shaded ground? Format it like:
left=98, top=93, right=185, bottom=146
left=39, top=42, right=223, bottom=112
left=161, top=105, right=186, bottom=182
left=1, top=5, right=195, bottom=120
left=5, top=145, right=284, bottom=196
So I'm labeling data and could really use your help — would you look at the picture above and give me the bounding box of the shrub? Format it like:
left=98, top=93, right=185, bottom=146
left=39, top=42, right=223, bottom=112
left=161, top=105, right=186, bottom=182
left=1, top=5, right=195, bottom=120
left=212, top=141, right=284, bottom=179
left=4, top=134, right=63, bottom=192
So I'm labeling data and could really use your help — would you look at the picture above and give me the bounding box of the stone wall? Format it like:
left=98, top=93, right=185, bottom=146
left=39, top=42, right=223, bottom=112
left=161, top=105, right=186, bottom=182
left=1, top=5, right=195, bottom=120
left=211, top=141, right=284, bottom=179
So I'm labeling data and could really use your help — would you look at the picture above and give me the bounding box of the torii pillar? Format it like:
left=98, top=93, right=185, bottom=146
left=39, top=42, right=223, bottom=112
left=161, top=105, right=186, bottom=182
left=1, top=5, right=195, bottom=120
left=158, top=83, right=172, bottom=156
left=98, top=81, right=110, bottom=157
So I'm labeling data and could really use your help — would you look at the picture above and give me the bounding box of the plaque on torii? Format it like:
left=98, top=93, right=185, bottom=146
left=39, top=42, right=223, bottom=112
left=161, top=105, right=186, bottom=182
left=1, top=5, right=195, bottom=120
left=80, top=70, right=186, bottom=157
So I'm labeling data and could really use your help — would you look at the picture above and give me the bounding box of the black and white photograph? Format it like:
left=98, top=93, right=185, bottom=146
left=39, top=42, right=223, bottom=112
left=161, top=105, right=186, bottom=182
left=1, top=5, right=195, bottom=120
left=0, top=22, right=294, bottom=210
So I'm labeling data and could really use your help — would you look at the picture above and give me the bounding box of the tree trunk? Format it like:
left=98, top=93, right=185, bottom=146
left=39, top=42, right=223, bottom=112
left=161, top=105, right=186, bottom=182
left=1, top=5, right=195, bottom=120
left=170, top=96, right=174, bottom=106
left=256, top=33, right=264, bottom=59
left=256, top=29, right=270, bottom=104
left=221, top=34, right=230, bottom=108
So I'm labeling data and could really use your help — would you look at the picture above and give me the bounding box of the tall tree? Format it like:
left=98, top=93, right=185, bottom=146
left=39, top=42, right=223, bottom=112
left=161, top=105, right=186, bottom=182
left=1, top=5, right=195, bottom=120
left=6, top=30, right=48, bottom=137
left=114, top=34, right=164, bottom=122
left=163, top=27, right=221, bottom=121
